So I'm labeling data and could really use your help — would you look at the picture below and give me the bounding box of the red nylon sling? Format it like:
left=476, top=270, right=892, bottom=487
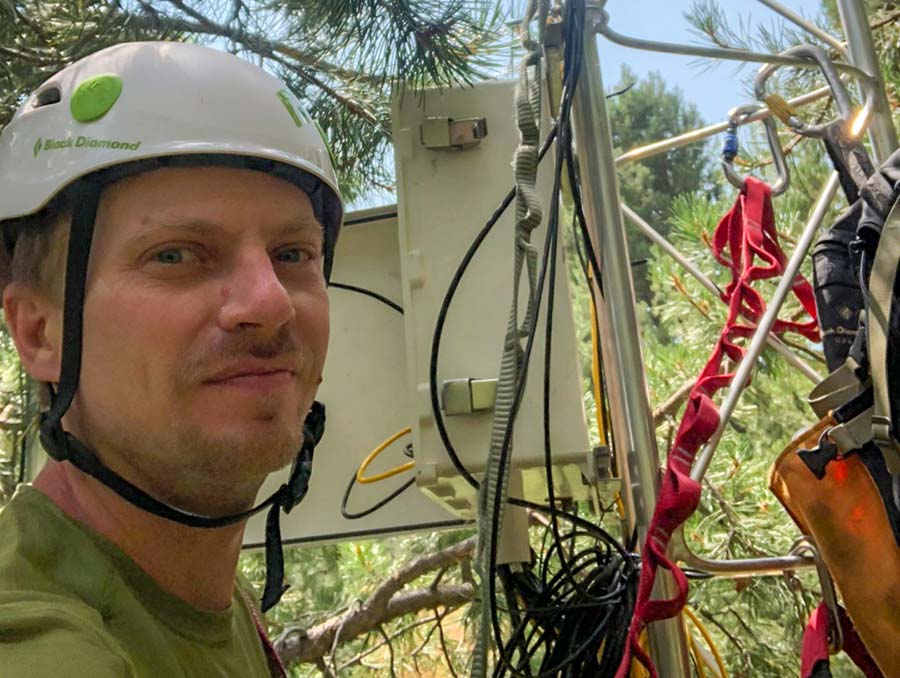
left=615, top=177, right=819, bottom=677
left=801, top=604, right=883, bottom=678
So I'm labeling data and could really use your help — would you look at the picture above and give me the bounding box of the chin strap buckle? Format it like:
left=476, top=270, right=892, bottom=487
left=261, top=401, right=326, bottom=613
left=38, top=412, right=70, bottom=463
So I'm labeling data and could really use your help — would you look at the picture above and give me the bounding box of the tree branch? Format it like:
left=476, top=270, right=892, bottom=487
left=158, top=0, right=380, bottom=86
left=275, top=535, right=477, bottom=666
left=653, top=378, right=694, bottom=428
left=337, top=612, right=446, bottom=672
left=279, top=584, right=477, bottom=666
left=131, top=0, right=388, bottom=133
left=435, top=607, right=460, bottom=678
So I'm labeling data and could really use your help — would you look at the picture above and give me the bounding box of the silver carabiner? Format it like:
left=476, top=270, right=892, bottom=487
left=722, top=103, right=790, bottom=196
left=755, top=44, right=876, bottom=140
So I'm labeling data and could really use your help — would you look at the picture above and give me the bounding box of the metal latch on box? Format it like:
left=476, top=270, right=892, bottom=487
left=420, top=117, right=488, bottom=149
left=442, top=378, right=498, bottom=415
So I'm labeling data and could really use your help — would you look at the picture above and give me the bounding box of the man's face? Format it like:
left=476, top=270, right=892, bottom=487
left=62, top=165, right=330, bottom=515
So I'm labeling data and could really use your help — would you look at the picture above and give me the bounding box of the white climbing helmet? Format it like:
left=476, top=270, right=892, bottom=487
left=0, top=40, right=343, bottom=275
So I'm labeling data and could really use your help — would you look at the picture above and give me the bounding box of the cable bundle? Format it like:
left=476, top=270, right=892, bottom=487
left=493, top=514, right=637, bottom=678
left=428, top=0, right=637, bottom=674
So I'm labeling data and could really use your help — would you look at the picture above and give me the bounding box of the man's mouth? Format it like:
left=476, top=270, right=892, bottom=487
left=208, top=371, right=295, bottom=390
left=204, top=361, right=298, bottom=390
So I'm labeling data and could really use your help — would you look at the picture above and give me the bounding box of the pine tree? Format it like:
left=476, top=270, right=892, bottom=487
left=1, top=2, right=898, bottom=675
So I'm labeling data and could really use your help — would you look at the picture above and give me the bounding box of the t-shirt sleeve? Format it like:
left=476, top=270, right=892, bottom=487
left=0, top=595, right=137, bottom=678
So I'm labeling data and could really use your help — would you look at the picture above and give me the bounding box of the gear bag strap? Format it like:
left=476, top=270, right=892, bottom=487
left=866, top=196, right=900, bottom=476
left=238, top=585, right=288, bottom=678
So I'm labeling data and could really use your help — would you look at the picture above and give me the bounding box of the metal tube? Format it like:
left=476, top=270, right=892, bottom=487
left=572, top=7, right=690, bottom=675
left=622, top=205, right=724, bottom=299
left=836, top=0, right=898, bottom=163
left=671, top=528, right=816, bottom=577
left=615, top=86, right=833, bottom=166
left=595, top=11, right=871, bottom=81
left=690, top=172, right=840, bottom=483
left=756, top=0, right=847, bottom=55
left=621, top=205, right=821, bottom=384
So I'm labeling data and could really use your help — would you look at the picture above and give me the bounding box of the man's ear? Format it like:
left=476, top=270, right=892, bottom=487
left=3, top=282, right=61, bottom=383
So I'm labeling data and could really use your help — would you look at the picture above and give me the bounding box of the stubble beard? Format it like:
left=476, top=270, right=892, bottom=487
left=76, top=332, right=321, bottom=517
left=88, top=382, right=314, bottom=517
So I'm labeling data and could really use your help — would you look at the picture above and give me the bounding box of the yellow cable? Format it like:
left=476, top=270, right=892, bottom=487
left=615, top=492, right=626, bottom=519
left=684, top=615, right=707, bottom=678
left=588, top=269, right=608, bottom=446
left=683, top=606, right=728, bottom=678
left=620, top=630, right=650, bottom=678
left=356, top=427, right=414, bottom=484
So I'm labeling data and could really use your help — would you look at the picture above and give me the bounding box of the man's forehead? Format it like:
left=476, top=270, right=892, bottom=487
left=135, top=216, right=323, bottom=240
left=95, top=165, right=323, bottom=240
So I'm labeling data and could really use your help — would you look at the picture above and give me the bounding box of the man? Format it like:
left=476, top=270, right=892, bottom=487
left=0, top=41, right=343, bottom=677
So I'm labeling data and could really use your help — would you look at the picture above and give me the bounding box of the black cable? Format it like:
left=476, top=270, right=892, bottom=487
left=340, top=473, right=415, bottom=520
left=328, top=279, right=406, bottom=519
left=329, top=281, right=404, bottom=314
left=423, top=1, right=634, bottom=673
left=428, top=124, right=559, bottom=492
left=533, top=9, right=613, bottom=604
left=329, top=273, right=407, bottom=519
left=485, top=128, right=576, bottom=674
left=495, top=522, right=636, bottom=677
left=484, top=3, right=635, bottom=675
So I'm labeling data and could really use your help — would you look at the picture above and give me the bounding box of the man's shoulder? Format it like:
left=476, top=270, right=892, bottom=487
left=0, top=589, right=137, bottom=677
left=0, top=485, right=113, bottom=605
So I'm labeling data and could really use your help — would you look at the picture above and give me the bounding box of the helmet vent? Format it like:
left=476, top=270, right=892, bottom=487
left=33, top=87, right=62, bottom=108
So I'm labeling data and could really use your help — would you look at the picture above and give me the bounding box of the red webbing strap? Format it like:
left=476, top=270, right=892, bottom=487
left=239, top=585, right=288, bottom=678
left=801, top=603, right=830, bottom=677
left=801, top=603, right=884, bottom=678
left=615, top=178, right=819, bottom=677
left=253, top=616, right=289, bottom=678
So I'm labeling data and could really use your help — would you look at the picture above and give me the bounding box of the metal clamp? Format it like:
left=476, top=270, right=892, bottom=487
left=420, top=117, right=488, bottom=149
left=722, top=103, right=790, bottom=196
left=755, top=44, right=876, bottom=140
left=441, top=378, right=497, bottom=415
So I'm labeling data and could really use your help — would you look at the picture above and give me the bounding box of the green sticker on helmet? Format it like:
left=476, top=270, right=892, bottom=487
left=70, top=74, right=123, bottom=123
left=277, top=89, right=311, bottom=128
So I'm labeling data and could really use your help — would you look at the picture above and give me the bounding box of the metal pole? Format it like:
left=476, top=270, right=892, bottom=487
left=596, top=11, right=870, bottom=80
left=616, top=86, right=834, bottom=166
left=756, top=0, right=847, bottom=55
left=691, top=172, right=841, bottom=483
left=572, top=5, right=690, bottom=675
left=835, top=0, right=898, bottom=164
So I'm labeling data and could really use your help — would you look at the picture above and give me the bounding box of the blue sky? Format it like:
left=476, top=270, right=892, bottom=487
left=595, top=0, right=828, bottom=124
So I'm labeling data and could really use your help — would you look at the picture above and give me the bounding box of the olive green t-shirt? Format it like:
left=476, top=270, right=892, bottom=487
left=0, top=485, right=274, bottom=677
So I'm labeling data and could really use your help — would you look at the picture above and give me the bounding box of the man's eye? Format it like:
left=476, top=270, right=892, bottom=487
left=275, top=247, right=317, bottom=263
left=153, top=247, right=194, bottom=264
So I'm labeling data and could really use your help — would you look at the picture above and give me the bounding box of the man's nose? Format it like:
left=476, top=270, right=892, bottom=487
left=217, top=249, right=296, bottom=331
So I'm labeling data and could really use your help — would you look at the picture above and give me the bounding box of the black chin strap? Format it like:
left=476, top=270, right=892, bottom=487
left=38, top=180, right=324, bottom=613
